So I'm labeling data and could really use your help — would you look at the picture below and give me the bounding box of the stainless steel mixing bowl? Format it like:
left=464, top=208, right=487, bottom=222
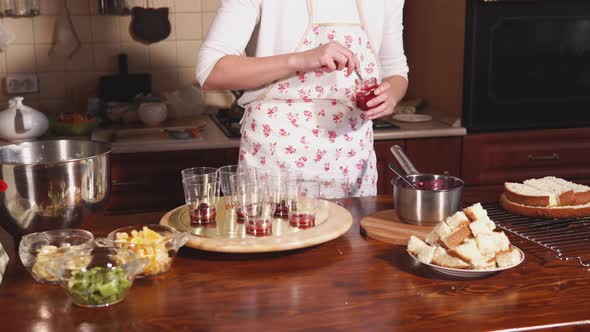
left=0, top=140, right=112, bottom=237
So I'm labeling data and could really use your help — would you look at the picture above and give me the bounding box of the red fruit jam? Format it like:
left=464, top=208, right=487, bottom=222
left=289, top=213, right=316, bottom=229
left=236, top=207, right=246, bottom=222
left=403, top=179, right=450, bottom=191
left=274, top=200, right=288, bottom=217
left=355, top=78, right=380, bottom=111
left=190, top=203, right=217, bottom=224
left=246, top=217, right=272, bottom=236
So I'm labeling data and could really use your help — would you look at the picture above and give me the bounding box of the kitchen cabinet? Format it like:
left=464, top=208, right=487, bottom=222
left=462, top=127, right=590, bottom=202
left=106, top=148, right=239, bottom=213
left=374, top=137, right=462, bottom=195
left=374, top=140, right=405, bottom=195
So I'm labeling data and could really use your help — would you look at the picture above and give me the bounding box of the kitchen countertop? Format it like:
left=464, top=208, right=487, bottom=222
left=89, top=110, right=465, bottom=154
left=1, top=196, right=589, bottom=331
left=0, top=111, right=465, bottom=153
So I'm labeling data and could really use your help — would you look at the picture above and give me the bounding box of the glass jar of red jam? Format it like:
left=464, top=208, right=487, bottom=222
left=355, top=77, right=379, bottom=111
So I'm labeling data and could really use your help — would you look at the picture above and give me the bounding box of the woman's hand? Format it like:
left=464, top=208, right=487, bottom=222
left=365, top=80, right=398, bottom=120
left=290, top=41, right=359, bottom=75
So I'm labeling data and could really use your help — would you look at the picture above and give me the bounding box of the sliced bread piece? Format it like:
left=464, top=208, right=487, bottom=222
left=468, top=216, right=493, bottom=237
left=493, top=231, right=511, bottom=252
left=448, top=238, right=483, bottom=266
left=504, top=182, right=556, bottom=207
left=471, top=254, right=497, bottom=270
left=463, top=203, right=488, bottom=222
left=496, top=246, right=522, bottom=268
left=444, top=211, right=470, bottom=231
left=523, top=177, right=575, bottom=206
left=440, top=223, right=471, bottom=249
left=546, top=177, right=590, bottom=205
left=500, top=194, right=590, bottom=219
left=431, top=246, right=470, bottom=269
left=407, top=235, right=436, bottom=264
left=425, top=222, right=452, bottom=245
left=476, top=231, right=510, bottom=256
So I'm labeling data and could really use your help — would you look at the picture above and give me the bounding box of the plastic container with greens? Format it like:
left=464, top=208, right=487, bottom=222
left=49, top=246, right=147, bottom=308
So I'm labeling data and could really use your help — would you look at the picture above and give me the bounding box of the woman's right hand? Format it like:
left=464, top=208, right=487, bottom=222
left=290, top=41, right=359, bottom=75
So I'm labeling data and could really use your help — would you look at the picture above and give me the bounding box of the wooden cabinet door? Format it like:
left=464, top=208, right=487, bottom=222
left=462, top=128, right=590, bottom=186
left=107, top=148, right=239, bottom=213
left=374, top=140, right=405, bottom=195
left=405, top=137, right=462, bottom=177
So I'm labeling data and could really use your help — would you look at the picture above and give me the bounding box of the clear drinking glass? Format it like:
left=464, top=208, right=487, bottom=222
left=182, top=175, right=219, bottom=225
left=286, top=179, right=320, bottom=229
left=355, top=77, right=379, bottom=111
left=234, top=181, right=274, bottom=236
left=218, top=165, right=239, bottom=208
left=257, top=168, right=302, bottom=218
left=318, top=176, right=352, bottom=199
left=181, top=167, right=218, bottom=181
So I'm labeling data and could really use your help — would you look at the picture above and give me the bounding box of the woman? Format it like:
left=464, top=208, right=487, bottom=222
left=197, top=0, right=409, bottom=196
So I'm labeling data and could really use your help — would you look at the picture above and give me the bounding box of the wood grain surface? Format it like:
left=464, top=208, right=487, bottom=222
left=360, top=209, right=432, bottom=245
left=1, top=196, right=590, bottom=331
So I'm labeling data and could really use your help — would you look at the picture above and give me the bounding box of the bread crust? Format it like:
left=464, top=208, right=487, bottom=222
left=573, top=191, right=590, bottom=205
left=440, top=224, right=471, bottom=249
left=503, top=183, right=551, bottom=207
left=500, top=194, right=590, bottom=219
left=557, top=190, right=575, bottom=206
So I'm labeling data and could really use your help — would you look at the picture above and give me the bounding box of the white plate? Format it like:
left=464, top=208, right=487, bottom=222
left=408, top=246, right=525, bottom=278
left=392, top=114, right=432, bottom=123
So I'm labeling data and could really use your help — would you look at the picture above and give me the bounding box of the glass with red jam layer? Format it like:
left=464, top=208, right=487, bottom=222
left=234, top=182, right=274, bottom=236
left=355, top=77, right=380, bottom=111
left=182, top=176, right=219, bottom=225
left=286, top=179, right=320, bottom=229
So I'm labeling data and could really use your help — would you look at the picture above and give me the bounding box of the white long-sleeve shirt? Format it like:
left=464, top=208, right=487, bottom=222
left=197, top=0, right=409, bottom=106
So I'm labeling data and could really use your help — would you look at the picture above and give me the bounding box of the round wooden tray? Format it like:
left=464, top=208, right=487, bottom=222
left=160, top=199, right=353, bottom=253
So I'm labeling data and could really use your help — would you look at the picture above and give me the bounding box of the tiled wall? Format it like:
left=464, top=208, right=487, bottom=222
left=0, top=0, right=231, bottom=114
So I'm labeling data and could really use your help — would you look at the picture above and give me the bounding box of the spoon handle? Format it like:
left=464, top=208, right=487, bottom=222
left=390, top=145, right=419, bottom=175
left=387, top=163, right=417, bottom=189
left=354, top=68, right=363, bottom=82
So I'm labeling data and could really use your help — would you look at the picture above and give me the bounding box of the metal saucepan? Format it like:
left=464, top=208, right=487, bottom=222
left=0, top=140, right=112, bottom=238
left=389, top=145, right=464, bottom=226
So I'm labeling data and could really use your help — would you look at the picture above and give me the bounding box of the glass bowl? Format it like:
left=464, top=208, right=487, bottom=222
left=100, top=224, right=189, bottom=278
left=50, top=246, right=147, bottom=308
left=18, top=229, right=95, bottom=284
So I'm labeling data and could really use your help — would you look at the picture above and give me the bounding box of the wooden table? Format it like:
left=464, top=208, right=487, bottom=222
left=1, top=196, right=589, bottom=331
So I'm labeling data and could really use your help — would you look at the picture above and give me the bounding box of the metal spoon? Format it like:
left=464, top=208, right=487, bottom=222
left=390, top=145, right=419, bottom=175
left=387, top=163, right=417, bottom=189
left=354, top=68, right=363, bottom=82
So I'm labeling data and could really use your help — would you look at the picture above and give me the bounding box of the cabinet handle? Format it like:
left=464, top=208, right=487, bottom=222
left=528, top=153, right=560, bottom=161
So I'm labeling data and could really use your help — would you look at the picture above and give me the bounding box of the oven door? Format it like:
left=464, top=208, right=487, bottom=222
left=463, top=0, right=590, bottom=132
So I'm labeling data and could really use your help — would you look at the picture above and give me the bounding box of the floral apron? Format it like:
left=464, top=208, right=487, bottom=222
left=238, top=0, right=381, bottom=197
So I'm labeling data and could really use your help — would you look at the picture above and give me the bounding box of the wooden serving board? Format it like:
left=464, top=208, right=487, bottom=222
left=160, top=199, right=353, bottom=253
left=360, top=210, right=433, bottom=245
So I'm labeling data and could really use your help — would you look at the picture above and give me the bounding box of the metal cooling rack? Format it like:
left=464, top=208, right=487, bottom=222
left=483, top=202, right=590, bottom=268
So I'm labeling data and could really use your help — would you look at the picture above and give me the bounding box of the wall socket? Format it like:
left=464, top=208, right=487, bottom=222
left=5, top=74, right=39, bottom=94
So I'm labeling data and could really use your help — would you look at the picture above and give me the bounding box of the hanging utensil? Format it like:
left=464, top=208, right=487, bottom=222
left=130, top=0, right=171, bottom=44
left=387, top=163, right=417, bottom=189
left=49, top=0, right=80, bottom=58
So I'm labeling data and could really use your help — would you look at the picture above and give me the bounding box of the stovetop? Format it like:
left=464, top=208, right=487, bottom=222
left=211, top=108, right=399, bottom=139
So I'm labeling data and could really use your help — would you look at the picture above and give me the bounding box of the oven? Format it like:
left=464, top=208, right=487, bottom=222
left=463, top=0, right=590, bottom=132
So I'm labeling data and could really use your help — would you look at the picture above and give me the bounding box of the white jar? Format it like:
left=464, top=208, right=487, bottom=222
left=0, top=97, right=48, bottom=142
left=138, top=102, right=167, bottom=127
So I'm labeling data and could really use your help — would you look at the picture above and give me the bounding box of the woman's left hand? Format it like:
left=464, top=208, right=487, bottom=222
left=365, top=81, right=397, bottom=120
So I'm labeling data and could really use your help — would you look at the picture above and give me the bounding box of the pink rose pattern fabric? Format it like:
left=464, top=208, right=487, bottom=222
left=239, top=22, right=380, bottom=197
